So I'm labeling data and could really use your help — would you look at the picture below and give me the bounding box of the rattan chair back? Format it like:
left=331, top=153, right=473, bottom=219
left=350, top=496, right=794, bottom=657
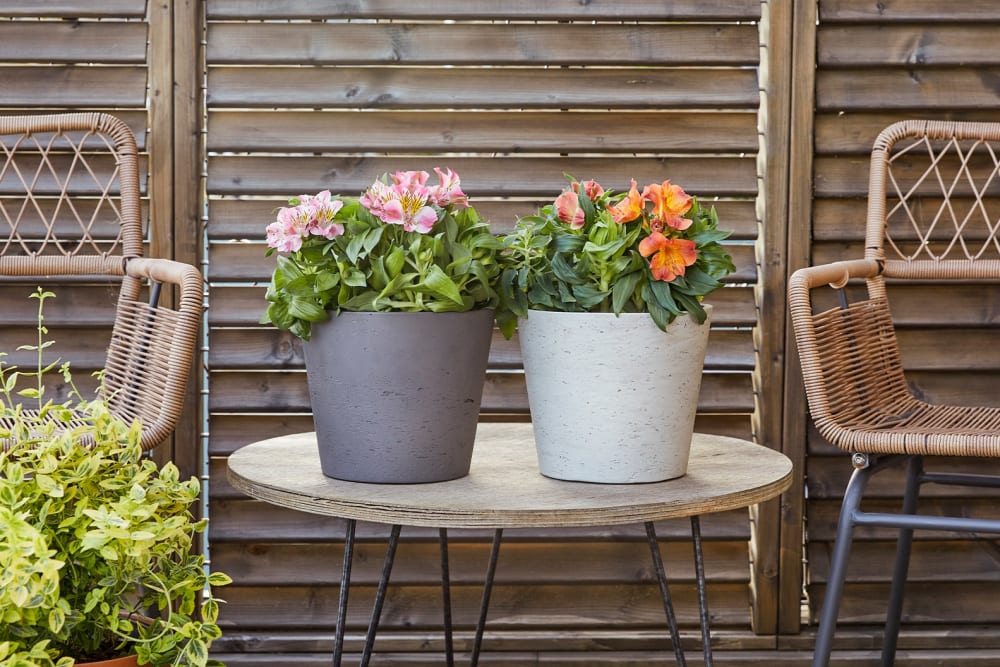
left=789, top=120, right=1000, bottom=457
left=0, top=113, right=202, bottom=450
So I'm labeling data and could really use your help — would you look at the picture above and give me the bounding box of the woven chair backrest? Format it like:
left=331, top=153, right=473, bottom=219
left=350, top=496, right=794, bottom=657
left=867, top=120, right=1000, bottom=281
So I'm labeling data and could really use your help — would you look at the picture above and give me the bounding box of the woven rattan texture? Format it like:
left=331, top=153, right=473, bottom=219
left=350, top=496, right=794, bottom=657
left=791, top=120, right=1000, bottom=458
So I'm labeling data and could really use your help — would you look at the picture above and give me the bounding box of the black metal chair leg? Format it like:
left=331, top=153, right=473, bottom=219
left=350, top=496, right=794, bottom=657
left=471, top=528, right=503, bottom=667
left=439, top=528, right=455, bottom=667
left=690, top=516, right=714, bottom=667
left=812, top=463, right=876, bottom=667
left=360, top=524, right=402, bottom=667
left=332, top=519, right=356, bottom=667
left=881, top=455, right=922, bottom=667
left=646, top=521, right=687, bottom=667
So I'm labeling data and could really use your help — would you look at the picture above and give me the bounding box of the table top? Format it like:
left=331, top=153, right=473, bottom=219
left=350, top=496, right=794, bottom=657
left=226, top=423, right=793, bottom=529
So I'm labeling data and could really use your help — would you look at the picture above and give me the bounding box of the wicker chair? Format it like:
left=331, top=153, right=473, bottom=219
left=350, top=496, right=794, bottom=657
left=0, top=113, right=202, bottom=451
left=789, top=120, right=1000, bottom=667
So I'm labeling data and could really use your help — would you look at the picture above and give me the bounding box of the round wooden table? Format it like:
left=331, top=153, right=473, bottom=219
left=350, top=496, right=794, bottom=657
left=228, top=423, right=793, bottom=667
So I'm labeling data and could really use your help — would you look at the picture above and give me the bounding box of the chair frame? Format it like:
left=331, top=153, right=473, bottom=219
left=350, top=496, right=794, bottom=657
left=0, top=112, right=202, bottom=450
left=789, top=120, right=1000, bottom=666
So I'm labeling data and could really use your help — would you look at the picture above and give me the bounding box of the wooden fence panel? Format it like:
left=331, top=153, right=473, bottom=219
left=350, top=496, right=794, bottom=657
left=801, top=0, right=1000, bottom=637
left=204, top=3, right=766, bottom=662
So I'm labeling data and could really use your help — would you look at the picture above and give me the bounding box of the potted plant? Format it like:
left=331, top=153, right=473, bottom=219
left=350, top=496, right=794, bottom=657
left=0, top=291, right=230, bottom=667
left=261, top=169, right=503, bottom=483
left=499, top=176, right=735, bottom=483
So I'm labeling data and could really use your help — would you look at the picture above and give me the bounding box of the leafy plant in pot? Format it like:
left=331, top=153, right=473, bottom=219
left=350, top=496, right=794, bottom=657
left=261, top=169, right=504, bottom=483
left=499, top=176, right=735, bottom=483
left=0, top=290, right=230, bottom=667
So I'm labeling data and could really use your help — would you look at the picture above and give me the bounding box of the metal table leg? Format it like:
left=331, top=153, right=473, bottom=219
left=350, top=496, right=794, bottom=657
left=646, top=521, right=687, bottom=667
left=333, top=519, right=356, bottom=667
left=439, top=528, right=455, bottom=667
left=690, top=516, right=713, bottom=667
left=470, top=528, right=504, bottom=667
left=359, top=524, right=402, bottom=667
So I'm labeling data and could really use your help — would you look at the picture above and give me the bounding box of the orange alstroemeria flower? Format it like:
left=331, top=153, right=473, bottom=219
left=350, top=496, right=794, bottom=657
left=638, top=232, right=698, bottom=282
left=642, top=180, right=693, bottom=231
left=607, top=179, right=646, bottom=224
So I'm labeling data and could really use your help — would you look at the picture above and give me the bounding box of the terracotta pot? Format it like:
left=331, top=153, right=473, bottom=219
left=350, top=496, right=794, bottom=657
left=519, top=306, right=712, bottom=483
left=76, top=655, right=146, bottom=667
left=303, top=310, right=494, bottom=483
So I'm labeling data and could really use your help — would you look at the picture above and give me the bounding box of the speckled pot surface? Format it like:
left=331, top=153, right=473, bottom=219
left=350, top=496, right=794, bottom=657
left=519, top=307, right=712, bottom=483
left=303, top=310, right=493, bottom=483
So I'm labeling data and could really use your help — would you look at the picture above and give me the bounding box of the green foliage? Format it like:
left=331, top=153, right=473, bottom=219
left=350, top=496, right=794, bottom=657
left=0, top=289, right=229, bottom=667
left=497, top=177, right=735, bottom=338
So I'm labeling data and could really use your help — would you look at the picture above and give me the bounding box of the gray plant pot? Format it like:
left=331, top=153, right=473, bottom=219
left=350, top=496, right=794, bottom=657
left=302, top=309, right=494, bottom=483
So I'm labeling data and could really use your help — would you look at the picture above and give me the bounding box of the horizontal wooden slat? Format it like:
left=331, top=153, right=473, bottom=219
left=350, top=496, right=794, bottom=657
left=207, top=240, right=756, bottom=283
left=807, top=496, right=1000, bottom=542
left=809, top=582, right=1000, bottom=625
left=207, top=327, right=754, bottom=372
left=212, top=540, right=751, bottom=586
left=206, top=0, right=761, bottom=21
left=0, top=22, right=147, bottom=63
left=0, top=110, right=149, bottom=148
left=0, top=1, right=146, bottom=17
left=813, top=112, right=1000, bottom=156
left=807, top=460, right=1000, bottom=502
left=808, top=540, right=1000, bottom=583
left=207, top=68, right=759, bottom=111
left=208, top=111, right=759, bottom=152
left=0, top=284, right=118, bottom=326
left=211, top=628, right=778, bottom=654
left=209, top=500, right=752, bottom=542
left=2, top=326, right=110, bottom=367
left=207, top=413, right=753, bottom=457
left=818, top=26, right=1000, bottom=67
left=217, top=581, right=752, bottom=629
left=805, top=284, right=1000, bottom=328
left=811, top=198, right=1000, bottom=241
left=207, top=24, right=759, bottom=67
left=817, top=68, right=1000, bottom=111
left=207, top=156, right=759, bottom=198
left=813, top=155, right=1000, bottom=197
left=206, top=369, right=754, bottom=414
left=208, top=198, right=759, bottom=240
left=207, top=285, right=759, bottom=327
left=819, top=0, right=1000, bottom=23
left=0, top=66, right=147, bottom=107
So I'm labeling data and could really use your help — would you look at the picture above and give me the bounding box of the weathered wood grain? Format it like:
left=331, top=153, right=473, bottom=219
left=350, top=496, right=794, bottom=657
left=0, top=22, right=146, bottom=63
left=209, top=68, right=759, bottom=109
left=207, top=23, right=759, bottom=66
left=0, top=67, right=147, bottom=107
left=207, top=111, right=760, bottom=152
left=0, top=1, right=145, bottom=17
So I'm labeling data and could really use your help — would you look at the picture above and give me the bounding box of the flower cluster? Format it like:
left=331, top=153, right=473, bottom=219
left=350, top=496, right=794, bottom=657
left=498, top=175, right=734, bottom=337
left=262, top=168, right=502, bottom=340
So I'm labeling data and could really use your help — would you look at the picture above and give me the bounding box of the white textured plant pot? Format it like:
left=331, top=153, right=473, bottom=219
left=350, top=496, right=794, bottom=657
left=519, top=306, right=712, bottom=483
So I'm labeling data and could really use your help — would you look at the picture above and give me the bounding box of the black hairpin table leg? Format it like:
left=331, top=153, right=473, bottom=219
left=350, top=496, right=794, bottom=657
left=690, top=516, right=713, bottom=667
left=470, top=528, right=504, bottom=667
left=646, top=521, right=687, bottom=667
left=332, top=519, right=356, bottom=667
left=358, top=524, right=401, bottom=667
left=439, top=528, right=455, bottom=667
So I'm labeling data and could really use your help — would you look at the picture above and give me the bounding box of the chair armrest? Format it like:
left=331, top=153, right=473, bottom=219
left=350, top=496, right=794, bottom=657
left=789, top=259, right=881, bottom=292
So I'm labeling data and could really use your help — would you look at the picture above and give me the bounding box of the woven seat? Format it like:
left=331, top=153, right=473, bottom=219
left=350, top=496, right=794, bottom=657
left=0, top=113, right=201, bottom=451
left=790, top=120, right=1000, bottom=666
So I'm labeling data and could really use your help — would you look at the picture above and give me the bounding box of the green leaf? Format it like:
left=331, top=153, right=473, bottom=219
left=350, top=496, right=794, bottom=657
left=385, top=246, right=406, bottom=278
left=571, top=284, right=609, bottom=310
left=549, top=254, right=584, bottom=285
left=649, top=279, right=681, bottom=315
left=611, top=271, right=642, bottom=314
left=422, top=265, right=464, bottom=305
left=578, top=190, right=597, bottom=225
left=287, top=298, right=327, bottom=322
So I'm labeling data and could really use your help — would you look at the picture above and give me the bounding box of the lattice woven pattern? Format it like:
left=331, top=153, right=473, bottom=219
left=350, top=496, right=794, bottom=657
left=0, top=114, right=201, bottom=451
left=790, top=120, right=1000, bottom=457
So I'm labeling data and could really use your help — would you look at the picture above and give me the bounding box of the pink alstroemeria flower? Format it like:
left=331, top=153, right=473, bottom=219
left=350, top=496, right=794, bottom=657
left=638, top=232, right=698, bottom=282
left=303, top=190, right=345, bottom=239
left=392, top=170, right=430, bottom=189
left=571, top=179, right=604, bottom=201
left=360, top=180, right=396, bottom=220
left=607, top=179, right=646, bottom=224
left=643, top=180, right=693, bottom=231
left=554, top=190, right=586, bottom=229
left=265, top=205, right=311, bottom=252
left=380, top=188, right=439, bottom=233
left=430, top=167, right=469, bottom=207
